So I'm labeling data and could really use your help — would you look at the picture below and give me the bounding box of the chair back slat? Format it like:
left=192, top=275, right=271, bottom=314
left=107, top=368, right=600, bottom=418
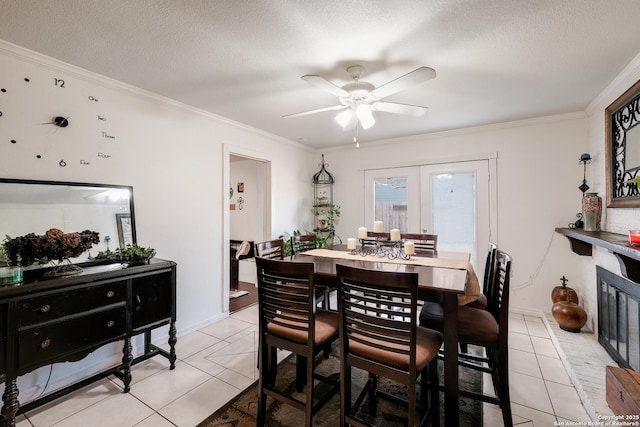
left=256, top=239, right=285, bottom=260
left=291, top=234, right=317, bottom=254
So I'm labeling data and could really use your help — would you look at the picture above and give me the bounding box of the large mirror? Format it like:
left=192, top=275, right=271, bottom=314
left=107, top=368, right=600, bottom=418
left=606, top=79, right=640, bottom=207
left=0, top=178, right=136, bottom=267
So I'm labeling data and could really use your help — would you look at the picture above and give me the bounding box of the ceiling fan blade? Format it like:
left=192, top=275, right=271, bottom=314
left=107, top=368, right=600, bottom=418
left=372, top=101, right=428, bottom=117
left=371, top=66, right=436, bottom=99
left=282, top=104, right=347, bottom=118
left=301, top=75, right=349, bottom=97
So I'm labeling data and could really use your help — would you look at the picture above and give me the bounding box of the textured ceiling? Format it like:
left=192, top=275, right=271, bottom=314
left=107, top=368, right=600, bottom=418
left=1, top=0, right=640, bottom=149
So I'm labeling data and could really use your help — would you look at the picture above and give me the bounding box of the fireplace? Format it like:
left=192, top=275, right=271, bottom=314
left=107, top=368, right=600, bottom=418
left=596, top=266, right=640, bottom=370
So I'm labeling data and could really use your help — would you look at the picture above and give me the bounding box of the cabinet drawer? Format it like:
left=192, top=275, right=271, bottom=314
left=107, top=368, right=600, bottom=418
left=0, top=304, right=5, bottom=373
left=18, top=306, right=126, bottom=371
left=18, top=281, right=126, bottom=327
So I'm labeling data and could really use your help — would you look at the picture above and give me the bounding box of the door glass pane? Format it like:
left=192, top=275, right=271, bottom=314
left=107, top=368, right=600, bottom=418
left=374, top=177, right=407, bottom=231
left=431, top=172, right=476, bottom=262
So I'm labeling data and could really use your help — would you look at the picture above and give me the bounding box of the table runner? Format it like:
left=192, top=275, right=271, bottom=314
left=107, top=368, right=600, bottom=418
left=300, top=248, right=480, bottom=305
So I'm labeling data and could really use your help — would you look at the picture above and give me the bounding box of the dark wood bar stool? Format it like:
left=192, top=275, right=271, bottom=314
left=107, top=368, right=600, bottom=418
left=419, top=249, right=513, bottom=427
left=337, top=264, right=443, bottom=427
left=255, top=257, right=339, bottom=427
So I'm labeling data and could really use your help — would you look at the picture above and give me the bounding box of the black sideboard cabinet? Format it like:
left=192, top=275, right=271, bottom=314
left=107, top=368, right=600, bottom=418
left=0, top=258, right=177, bottom=427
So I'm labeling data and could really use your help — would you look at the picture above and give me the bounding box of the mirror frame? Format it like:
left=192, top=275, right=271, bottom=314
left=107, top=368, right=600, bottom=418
left=0, top=178, right=137, bottom=261
left=606, top=78, right=640, bottom=207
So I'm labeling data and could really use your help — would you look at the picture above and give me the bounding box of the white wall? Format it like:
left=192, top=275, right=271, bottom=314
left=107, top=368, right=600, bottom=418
left=323, top=114, right=588, bottom=317
left=0, top=41, right=312, bottom=400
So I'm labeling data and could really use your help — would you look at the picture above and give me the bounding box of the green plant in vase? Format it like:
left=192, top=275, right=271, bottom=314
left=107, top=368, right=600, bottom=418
left=314, top=205, right=341, bottom=247
left=115, top=244, right=156, bottom=265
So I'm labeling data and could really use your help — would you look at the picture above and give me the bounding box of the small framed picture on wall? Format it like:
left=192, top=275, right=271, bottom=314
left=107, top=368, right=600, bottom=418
left=237, top=182, right=244, bottom=193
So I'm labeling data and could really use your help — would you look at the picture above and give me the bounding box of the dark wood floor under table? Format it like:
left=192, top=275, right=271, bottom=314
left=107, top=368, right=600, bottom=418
left=229, top=280, right=258, bottom=313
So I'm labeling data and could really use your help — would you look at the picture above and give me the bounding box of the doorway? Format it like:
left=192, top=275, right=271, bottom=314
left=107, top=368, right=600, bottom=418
left=225, top=151, right=271, bottom=313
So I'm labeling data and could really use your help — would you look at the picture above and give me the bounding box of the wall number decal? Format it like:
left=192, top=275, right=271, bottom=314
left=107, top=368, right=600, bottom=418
left=54, top=78, right=65, bottom=88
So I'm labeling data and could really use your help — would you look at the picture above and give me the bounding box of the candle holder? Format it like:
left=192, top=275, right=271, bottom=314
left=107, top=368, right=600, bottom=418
left=349, top=238, right=411, bottom=260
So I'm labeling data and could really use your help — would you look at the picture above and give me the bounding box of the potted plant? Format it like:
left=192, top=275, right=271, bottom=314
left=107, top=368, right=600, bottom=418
left=96, top=244, right=156, bottom=266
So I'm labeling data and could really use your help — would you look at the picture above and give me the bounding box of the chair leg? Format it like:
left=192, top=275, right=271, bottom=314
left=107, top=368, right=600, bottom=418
left=296, top=355, right=307, bottom=392
left=257, top=344, right=270, bottom=426
left=427, top=358, right=440, bottom=427
left=305, top=352, right=315, bottom=427
left=267, top=346, right=277, bottom=387
left=496, top=354, right=513, bottom=427
left=408, top=375, right=416, bottom=427
left=340, top=365, right=351, bottom=427
left=368, top=373, right=378, bottom=417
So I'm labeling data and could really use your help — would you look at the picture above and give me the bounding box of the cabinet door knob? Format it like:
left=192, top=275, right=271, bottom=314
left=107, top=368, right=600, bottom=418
left=40, top=304, right=51, bottom=313
left=106, top=320, right=115, bottom=328
left=106, top=290, right=115, bottom=298
left=41, top=338, right=51, bottom=349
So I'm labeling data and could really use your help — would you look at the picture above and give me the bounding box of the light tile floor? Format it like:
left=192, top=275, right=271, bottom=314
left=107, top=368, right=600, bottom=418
left=15, top=306, right=609, bottom=426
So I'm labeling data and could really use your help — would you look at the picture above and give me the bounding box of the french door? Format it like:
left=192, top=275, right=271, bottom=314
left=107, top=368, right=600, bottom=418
left=364, top=159, right=493, bottom=268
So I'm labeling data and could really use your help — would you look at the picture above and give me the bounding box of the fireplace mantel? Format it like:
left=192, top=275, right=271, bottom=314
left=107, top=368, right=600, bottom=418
left=556, top=227, right=640, bottom=283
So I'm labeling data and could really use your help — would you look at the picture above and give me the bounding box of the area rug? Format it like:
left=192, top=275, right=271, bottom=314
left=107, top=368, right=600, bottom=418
left=197, top=345, right=483, bottom=427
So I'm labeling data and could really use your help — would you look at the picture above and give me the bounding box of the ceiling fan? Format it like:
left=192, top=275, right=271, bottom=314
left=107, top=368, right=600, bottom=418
left=283, top=65, right=436, bottom=131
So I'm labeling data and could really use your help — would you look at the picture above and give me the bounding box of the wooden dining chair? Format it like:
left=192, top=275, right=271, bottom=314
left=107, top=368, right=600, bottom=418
left=465, top=242, right=498, bottom=311
left=290, top=234, right=317, bottom=254
left=290, top=234, right=334, bottom=310
left=361, top=231, right=390, bottom=248
left=400, top=233, right=438, bottom=253
left=255, top=257, right=340, bottom=427
left=336, top=264, right=443, bottom=427
left=256, top=238, right=285, bottom=260
left=419, top=249, right=513, bottom=427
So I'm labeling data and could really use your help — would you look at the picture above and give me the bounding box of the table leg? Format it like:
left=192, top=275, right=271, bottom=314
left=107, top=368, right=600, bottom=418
left=442, top=293, right=459, bottom=426
left=1, top=379, right=18, bottom=427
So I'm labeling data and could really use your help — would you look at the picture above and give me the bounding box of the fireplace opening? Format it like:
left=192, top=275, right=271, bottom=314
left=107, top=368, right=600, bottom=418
left=596, top=266, right=640, bottom=370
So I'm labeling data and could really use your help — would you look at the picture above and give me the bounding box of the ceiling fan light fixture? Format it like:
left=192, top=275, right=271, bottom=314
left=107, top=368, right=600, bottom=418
left=356, top=104, right=375, bottom=129
left=335, top=109, right=353, bottom=128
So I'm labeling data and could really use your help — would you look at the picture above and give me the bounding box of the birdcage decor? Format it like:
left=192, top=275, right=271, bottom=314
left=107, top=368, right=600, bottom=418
left=312, top=154, right=338, bottom=239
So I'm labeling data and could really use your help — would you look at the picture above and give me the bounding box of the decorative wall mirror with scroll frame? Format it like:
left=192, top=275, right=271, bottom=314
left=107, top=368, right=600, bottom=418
left=606, top=79, right=640, bottom=207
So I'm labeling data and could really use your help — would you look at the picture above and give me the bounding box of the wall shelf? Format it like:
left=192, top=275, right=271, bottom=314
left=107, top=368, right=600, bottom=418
left=555, top=227, right=640, bottom=283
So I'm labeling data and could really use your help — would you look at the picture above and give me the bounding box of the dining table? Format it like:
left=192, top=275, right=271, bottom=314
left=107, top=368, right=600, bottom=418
left=288, top=245, right=480, bottom=427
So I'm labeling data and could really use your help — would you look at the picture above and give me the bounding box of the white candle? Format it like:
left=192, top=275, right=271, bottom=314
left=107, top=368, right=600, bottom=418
left=404, top=241, right=415, bottom=255
left=347, top=238, right=357, bottom=249
left=390, top=228, right=401, bottom=241
left=358, top=227, right=368, bottom=239
left=373, top=221, right=384, bottom=233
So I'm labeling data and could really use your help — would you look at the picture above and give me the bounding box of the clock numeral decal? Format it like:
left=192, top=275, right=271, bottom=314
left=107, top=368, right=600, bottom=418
left=59, top=159, right=67, bottom=167
left=97, top=115, right=107, bottom=121
left=88, top=96, right=99, bottom=102
left=54, top=78, right=65, bottom=88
